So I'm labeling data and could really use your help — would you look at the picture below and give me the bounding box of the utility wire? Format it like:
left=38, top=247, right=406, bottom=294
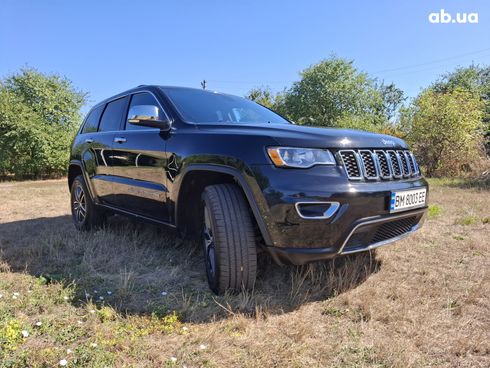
left=372, top=48, right=490, bottom=74
left=205, top=48, right=490, bottom=88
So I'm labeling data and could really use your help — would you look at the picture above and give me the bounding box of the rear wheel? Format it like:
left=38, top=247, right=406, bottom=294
left=201, top=184, right=257, bottom=294
left=70, top=175, right=106, bottom=231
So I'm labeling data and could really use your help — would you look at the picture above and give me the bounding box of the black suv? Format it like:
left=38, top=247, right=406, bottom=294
left=69, top=86, right=428, bottom=294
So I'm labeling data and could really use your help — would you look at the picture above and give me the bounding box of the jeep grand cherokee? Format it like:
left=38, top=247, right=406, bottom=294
left=68, top=86, right=428, bottom=294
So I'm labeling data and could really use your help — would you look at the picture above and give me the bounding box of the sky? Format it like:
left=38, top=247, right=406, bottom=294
left=1, top=0, right=490, bottom=112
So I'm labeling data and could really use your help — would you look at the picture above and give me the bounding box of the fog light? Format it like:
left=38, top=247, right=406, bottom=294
left=295, top=202, right=340, bottom=219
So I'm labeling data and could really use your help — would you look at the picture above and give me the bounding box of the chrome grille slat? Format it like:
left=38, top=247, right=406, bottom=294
left=387, top=150, right=402, bottom=178
left=398, top=150, right=411, bottom=177
left=339, top=150, right=362, bottom=180
left=359, top=150, right=379, bottom=179
left=374, top=150, right=392, bottom=179
left=408, top=152, right=419, bottom=175
left=340, top=149, right=420, bottom=181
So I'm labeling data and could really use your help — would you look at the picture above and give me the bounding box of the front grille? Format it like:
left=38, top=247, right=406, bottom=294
left=339, top=151, right=362, bottom=179
left=339, top=149, right=420, bottom=181
left=344, top=216, right=418, bottom=251
left=407, top=152, right=419, bottom=175
left=374, top=150, right=391, bottom=178
left=359, top=150, right=378, bottom=179
left=398, top=150, right=410, bottom=176
left=387, top=150, right=402, bottom=177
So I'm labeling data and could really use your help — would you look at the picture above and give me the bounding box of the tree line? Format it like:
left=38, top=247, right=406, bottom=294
left=248, top=57, right=489, bottom=178
left=0, top=60, right=488, bottom=179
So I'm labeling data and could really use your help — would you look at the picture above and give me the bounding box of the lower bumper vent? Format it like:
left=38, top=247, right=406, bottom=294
left=343, top=216, right=418, bottom=252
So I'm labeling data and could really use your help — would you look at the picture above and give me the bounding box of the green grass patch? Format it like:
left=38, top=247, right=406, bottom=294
left=456, top=216, right=479, bottom=226
left=428, top=204, right=442, bottom=219
left=427, top=177, right=490, bottom=189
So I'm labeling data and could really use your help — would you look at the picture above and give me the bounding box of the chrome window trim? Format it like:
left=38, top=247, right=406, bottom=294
left=294, top=201, right=341, bottom=220
left=338, top=208, right=426, bottom=255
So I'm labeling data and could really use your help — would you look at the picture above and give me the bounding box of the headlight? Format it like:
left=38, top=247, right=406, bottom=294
left=267, top=147, right=336, bottom=168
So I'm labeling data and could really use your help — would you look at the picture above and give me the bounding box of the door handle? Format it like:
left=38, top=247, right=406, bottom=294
left=84, top=138, right=94, bottom=144
left=114, top=137, right=127, bottom=143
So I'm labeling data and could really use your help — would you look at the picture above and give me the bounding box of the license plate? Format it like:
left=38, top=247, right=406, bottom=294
left=390, top=187, right=427, bottom=213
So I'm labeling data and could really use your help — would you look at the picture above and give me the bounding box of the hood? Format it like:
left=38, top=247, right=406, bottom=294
left=197, top=123, right=408, bottom=149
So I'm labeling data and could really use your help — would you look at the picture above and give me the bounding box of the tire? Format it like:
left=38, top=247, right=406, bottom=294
left=70, top=175, right=106, bottom=231
left=201, top=184, right=257, bottom=294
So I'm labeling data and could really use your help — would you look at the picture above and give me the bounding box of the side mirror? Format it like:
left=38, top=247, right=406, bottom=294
left=127, top=105, right=171, bottom=131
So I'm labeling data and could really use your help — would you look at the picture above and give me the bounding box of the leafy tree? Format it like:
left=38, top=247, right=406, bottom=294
left=0, top=68, right=86, bottom=178
left=247, top=87, right=276, bottom=109
left=401, top=88, right=484, bottom=177
left=282, top=57, right=386, bottom=129
left=377, top=82, right=406, bottom=121
left=432, top=64, right=490, bottom=151
left=246, top=87, right=287, bottom=116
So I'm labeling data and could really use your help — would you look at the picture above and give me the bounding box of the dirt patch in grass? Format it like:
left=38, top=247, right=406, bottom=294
left=0, top=179, right=489, bottom=367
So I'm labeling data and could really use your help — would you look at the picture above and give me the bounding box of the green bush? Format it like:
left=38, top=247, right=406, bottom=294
left=0, top=68, right=86, bottom=179
left=401, top=88, right=485, bottom=177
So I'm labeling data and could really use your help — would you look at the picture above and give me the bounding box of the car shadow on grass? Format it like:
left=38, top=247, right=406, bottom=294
left=0, top=214, right=381, bottom=322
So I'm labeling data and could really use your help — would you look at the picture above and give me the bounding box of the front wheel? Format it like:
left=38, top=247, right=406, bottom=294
left=201, top=184, right=257, bottom=294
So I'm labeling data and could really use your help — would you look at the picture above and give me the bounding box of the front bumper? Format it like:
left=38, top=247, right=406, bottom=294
left=266, top=207, right=426, bottom=265
left=248, top=164, right=428, bottom=264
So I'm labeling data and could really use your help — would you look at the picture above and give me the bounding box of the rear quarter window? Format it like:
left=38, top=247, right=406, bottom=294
left=81, top=105, right=104, bottom=134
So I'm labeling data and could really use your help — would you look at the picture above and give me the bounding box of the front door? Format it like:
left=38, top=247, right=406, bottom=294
left=110, top=92, right=171, bottom=222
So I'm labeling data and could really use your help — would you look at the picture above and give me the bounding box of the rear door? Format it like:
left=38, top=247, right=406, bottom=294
left=110, top=92, right=171, bottom=221
left=89, top=96, right=128, bottom=205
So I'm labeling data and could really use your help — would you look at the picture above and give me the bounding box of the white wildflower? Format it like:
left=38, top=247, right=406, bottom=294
left=59, top=359, right=68, bottom=366
left=21, top=330, right=29, bottom=338
left=161, top=291, right=168, bottom=296
left=67, top=348, right=73, bottom=354
left=199, top=344, right=207, bottom=350
left=63, top=296, right=69, bottom=300
left=98, top=296, right=104, bottom=301
left=107, top=291, right=112, bottom=295
left=77, top=320, right=84, bottom=325
left=170, top=357, right=177, bottom=362
left=89, top=309, right=95, bottom=314
left=90, top=342, right=97, bottom=348
left=35, top=321, right=42, bottom=327
left=13, top=292, right=20, bottom=296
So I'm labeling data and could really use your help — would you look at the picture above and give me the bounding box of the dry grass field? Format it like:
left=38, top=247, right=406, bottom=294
left=0, top=178, right=488, bottom=367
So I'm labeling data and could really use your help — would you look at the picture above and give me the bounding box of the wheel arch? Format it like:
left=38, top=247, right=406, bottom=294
left=68, top=160, right=96, bottom=202
left=175, top=165, right=272, bottom=245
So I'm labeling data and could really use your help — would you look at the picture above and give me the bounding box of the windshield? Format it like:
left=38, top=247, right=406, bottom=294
left=161, top=87, right=290, bottom=125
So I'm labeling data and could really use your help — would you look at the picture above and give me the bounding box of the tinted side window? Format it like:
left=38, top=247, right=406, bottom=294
left=98, top=97, right=128, bottom=132
left=81, top=105, right=104, bottom=134
left=126, top=92, right=164, bottom=130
